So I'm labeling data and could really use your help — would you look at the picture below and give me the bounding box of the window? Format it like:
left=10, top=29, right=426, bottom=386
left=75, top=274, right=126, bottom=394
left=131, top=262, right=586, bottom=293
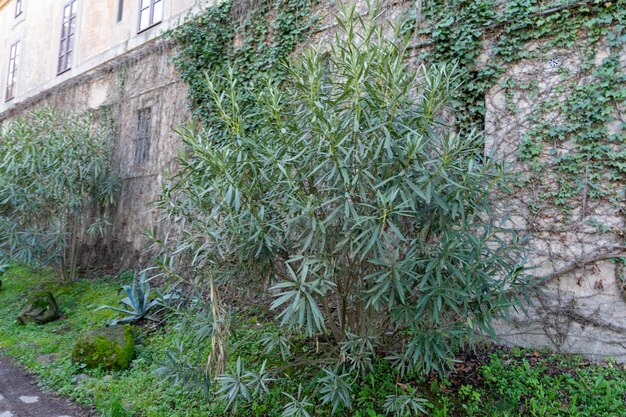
left=58, top=0, right=77, bottom=75
left=134, top=107, right=152, bottom=164
left=138, top=0, right=163, bottom=32
left=15, top=0, right=23, bottom=17
left=5, top=41, right=20, bottom=102
left=117, top=0, right=124, bottom=22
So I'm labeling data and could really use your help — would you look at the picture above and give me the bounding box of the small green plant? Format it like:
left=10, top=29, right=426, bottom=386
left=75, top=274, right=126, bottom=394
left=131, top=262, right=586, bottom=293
left=459, top=384, right=482, bottom=414
left=339, top=333, right=377, bottom=376
left=96, top=396, right=133, bottom=417
left=96, top=271, right=178, bottom=325
left=156, top=339, right=211, bottom=394
left=281, top=385, right=313, bottom=417
left=383, top=389, right=431, bottom=416
left=215, top=358, right=273, bottom=414
left=166, top=296, right=217, bottom=345
left=318, top=368, right=354, bottom=413
left=259, top=330, right=293, bottom=361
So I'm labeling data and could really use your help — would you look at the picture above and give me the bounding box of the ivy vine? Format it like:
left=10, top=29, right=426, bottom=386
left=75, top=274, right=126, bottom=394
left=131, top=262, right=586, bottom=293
left=414, top=0, right=626, bottom=210
left=170, top=0, right=624, bottom=211
left=168, top=0, right=317, bottom=125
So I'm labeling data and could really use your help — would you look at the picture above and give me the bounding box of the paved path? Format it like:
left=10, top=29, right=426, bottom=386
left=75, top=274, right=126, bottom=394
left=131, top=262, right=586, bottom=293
left=0, top=357, right=90, bottom=417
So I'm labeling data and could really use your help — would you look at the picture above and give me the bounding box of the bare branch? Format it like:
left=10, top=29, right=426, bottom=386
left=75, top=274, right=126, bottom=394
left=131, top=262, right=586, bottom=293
left=540, top=248, right=626, bottom=284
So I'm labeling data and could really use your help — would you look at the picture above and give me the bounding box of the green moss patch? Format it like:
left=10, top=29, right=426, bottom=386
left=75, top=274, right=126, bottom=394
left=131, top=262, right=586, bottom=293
left=72, top=325, right=135, bottom=371
left=17, top=291, right=61, bottom=325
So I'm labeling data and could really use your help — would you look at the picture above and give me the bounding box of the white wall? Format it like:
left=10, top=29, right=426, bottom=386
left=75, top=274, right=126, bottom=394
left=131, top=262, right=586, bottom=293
left=0, top=0, right=212, bottom=115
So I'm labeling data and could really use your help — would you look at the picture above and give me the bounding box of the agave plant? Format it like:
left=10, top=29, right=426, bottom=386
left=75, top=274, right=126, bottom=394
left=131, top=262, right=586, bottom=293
left=97, top=271, right=179, bottom=325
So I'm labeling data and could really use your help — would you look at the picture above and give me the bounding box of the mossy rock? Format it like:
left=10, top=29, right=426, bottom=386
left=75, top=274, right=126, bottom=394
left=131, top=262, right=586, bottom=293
left=72, top=325, right=135, bottom=371
left=17, top=291, right=61, bottom=324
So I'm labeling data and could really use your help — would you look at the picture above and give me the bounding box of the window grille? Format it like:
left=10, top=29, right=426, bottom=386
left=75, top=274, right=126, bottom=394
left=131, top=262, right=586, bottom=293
left=15, top=0, right=23, bottom=17
left=134, top=107, right=152, bottom=164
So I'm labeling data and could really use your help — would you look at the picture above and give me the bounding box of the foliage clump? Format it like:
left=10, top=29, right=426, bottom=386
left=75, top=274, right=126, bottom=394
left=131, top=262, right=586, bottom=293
left=72, top=325, right=135, bottom=371
left=157, top=3, right=536, bottom=412
left=96, top=271, right=179, bottom=326
left=1, top=268, right=625, bottom=416
left=416, top=0, right=626, bottom=209
left=0, top=108, right=118, bottom=282
left=168, top=0, right=317, bottom=125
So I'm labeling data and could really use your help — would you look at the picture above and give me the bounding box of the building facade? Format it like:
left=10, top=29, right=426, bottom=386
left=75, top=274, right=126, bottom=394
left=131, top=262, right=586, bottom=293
left=0, top=0, right=205, bottom=112
left=0, top=0, right=213, bottom=266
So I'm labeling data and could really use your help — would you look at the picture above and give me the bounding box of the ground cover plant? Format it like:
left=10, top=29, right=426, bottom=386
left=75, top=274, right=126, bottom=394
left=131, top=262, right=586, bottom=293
left=0, top=266, right=214, bottom=417
left=0, top=108, right=118, bottom=283
left=1, top=266, right=626, bottom=416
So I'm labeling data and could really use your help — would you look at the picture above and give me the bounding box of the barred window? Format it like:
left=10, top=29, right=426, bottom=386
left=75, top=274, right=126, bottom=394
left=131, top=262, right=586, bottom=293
left=117, top=0, right=124, bottom=22
left=134, top=107, right=152, bottom=164
left=58, top=0, right=77, bottom=75
left=5, top=41, right=20, bottom=102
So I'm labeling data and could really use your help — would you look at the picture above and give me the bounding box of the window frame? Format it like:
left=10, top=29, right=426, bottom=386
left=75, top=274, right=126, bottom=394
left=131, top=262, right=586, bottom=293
left=15, top=0, right=23, bottom=17
left=57, top=0, right=78, bottom=75
left=116, top=0, right=124, bottom=22
left=137, top=0, right=163, bottom=33
left=134, top=107, right=152, bottom=165
left=5, top=40, right=20, bottom=102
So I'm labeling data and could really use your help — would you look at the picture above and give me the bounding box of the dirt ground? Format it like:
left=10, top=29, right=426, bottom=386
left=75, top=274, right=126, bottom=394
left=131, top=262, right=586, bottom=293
left=0, top=356, right=92, bottom=417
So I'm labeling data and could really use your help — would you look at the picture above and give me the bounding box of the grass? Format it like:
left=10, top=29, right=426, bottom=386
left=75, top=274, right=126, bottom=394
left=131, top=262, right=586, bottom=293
left=1, top=265, right=626, bottom=416
left=0, top=265, right=214, bottom=417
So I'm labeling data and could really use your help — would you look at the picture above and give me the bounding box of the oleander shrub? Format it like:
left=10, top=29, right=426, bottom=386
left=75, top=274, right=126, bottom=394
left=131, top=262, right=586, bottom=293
left=157, top=3, right=536, bottom=412
left=0, top=108, right=118, bottom=282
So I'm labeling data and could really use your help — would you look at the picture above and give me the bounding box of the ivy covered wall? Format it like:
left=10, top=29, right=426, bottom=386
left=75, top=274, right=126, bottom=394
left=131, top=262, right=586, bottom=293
left=1, top=0, right=624, bottom=358
left=169, top=0, right=626, bottom=359
left=409, top=0, right=625, bottom=357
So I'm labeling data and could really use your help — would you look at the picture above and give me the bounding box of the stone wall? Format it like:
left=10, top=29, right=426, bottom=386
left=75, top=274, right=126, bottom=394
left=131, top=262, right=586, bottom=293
left=485, top=43, right=626, bottom=360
